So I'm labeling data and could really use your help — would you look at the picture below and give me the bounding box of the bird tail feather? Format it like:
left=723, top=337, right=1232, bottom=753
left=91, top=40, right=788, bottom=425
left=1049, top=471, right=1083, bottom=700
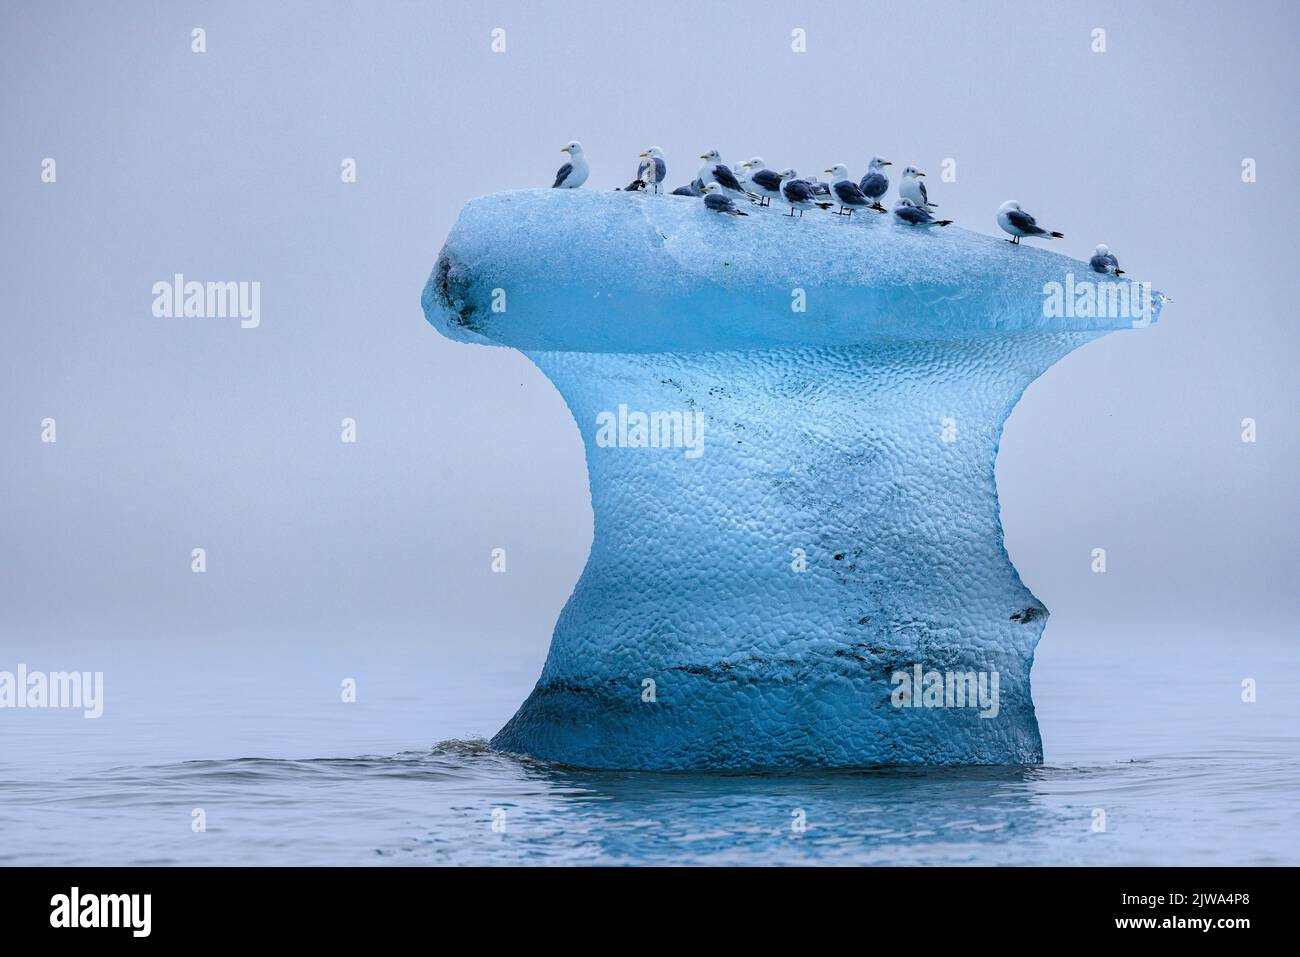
left=1050, top=231, right=1064, bottom=238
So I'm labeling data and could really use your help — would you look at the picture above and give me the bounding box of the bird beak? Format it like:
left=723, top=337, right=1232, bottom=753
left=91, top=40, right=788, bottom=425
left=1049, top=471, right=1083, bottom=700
left=561, top=148, right=569, bottom=154
left=883, top=161, right=893, bottom=166
left=824, top=168, right=833, bottom=174
left=742, top=162, right=751, bottom=168
left=639, top=152, right=648, bottom=157
left=916, top=171, right=926, bottom=177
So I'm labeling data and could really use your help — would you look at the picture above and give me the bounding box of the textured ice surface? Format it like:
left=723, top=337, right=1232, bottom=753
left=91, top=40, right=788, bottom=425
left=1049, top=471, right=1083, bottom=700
left=423, top=188, right=1159, bottom=770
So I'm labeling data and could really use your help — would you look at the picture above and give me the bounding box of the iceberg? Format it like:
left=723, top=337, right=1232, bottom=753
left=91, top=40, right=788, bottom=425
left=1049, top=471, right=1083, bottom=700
left=422, top=188, right=1160, bottom=770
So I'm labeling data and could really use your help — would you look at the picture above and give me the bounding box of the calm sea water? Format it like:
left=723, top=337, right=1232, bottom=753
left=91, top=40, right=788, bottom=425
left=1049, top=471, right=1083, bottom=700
left=2, top=627, right=1297, bottom=866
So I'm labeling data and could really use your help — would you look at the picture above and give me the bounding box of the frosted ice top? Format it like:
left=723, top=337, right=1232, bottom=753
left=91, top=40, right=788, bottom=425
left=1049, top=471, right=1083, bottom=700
left=424, top=188, right=1161, bottom=353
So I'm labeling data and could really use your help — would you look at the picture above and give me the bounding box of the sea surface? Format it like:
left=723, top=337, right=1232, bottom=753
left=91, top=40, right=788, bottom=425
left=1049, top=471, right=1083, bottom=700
left=2, top=627, right=1297, bottom=866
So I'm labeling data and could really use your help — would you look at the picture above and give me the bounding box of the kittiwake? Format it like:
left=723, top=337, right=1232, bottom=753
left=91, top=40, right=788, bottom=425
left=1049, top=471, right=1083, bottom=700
left=626, top=146, right=667, bottom=193
left=699, top=149, right=759, bottom=202
left=859, top=156, right=891, bottom=210
left=997, top=200, right=1064, bottom=244
left=1090, top=244, right=1124, bottom=275
left=893, top=198, right=952, bottom=227
left=780, top=175, right=836, bottom=217
left=702, top=181, right=749, bottom=216
left=745, top=164, right=786, bottom=207
left=552, top=141, right=589, bottom=189
left=899, top=166, right=936, bottom=209
left=825, top=164, right=882, bottom=217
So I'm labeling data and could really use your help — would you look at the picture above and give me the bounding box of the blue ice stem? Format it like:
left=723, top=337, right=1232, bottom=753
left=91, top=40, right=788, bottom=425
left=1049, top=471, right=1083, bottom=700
left=423, top=189, right=1159, bottom=770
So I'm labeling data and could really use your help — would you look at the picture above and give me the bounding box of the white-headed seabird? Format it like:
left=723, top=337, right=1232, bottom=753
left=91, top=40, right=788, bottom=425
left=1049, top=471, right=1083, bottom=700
left=893, top=198, right=952, bottom=227
left=553, top=141, right=589, bottom=189
left=745, top=163, right=786, bottom=207
left=699, top=150, right=760, bottom=202
left=858, top=157, right=891, bottom=211
left=997, top=200, right=1064, bottom=244
left=899, top=166, right=935, bottom=209
left=626, top=146, right=667, bottom=193
left=1090, top=244, right=1124, bottom=275
left=702, top=181, right=749, bottom=216
left=825, top=164, right=882, bottom=217
left=780, top=175, right=836, bottom=217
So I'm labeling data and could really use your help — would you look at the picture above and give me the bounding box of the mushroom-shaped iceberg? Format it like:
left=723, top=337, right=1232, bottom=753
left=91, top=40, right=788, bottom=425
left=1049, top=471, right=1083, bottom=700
left=422, top=188, right=1160, bottom=770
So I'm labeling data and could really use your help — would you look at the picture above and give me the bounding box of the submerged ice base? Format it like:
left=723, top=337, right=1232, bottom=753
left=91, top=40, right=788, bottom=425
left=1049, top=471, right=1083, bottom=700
left=423, top=188, right=1159, bottom=770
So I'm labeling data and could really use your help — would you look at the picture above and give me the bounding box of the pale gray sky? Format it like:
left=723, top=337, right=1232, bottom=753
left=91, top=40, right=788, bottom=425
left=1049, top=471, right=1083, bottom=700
left=2, top=0, right=1295, bottom=680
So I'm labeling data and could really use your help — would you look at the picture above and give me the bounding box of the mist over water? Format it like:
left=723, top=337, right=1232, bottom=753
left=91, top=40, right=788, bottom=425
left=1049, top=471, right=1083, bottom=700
left=3, top=627, right=1295, bottom=866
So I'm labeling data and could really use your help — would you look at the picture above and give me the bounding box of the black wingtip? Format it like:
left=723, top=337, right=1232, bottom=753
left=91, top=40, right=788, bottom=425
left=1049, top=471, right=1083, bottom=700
left=1051, top=231, right=1065, bottom=238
